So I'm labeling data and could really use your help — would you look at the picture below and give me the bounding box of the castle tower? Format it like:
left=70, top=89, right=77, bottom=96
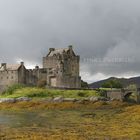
left=43, top=46, right=81, bottom=88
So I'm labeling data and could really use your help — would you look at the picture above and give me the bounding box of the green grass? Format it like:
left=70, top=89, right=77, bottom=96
left=99, top=88, right=121, bottom=91
left=0, top=87, right=100, bottom=99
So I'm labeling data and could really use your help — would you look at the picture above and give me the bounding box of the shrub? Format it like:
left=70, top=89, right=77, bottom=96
left=98, top=89, right=107, bottom=97
left=77, top=92, right=87, bottom=97
left=127, top=84, right=137, bottom=91
left=27, top=92, right=47, bottom=98
left=81, top=80, right=89, bottom=88
left=4, top=84, right=25, bottom=95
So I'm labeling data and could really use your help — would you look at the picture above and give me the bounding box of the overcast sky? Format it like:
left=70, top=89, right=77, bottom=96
left=0, top=0, right=140, bottom=83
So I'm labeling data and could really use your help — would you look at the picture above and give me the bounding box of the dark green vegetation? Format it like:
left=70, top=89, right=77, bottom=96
left=81, top=80, right=89, bottom=88
left=90, top=76, right=140, bottom=88
left=2, top=84, right=25, bottom=95
left=0, top=101, right=140, bottom=139
left=101, top=79, right=123, bottom=88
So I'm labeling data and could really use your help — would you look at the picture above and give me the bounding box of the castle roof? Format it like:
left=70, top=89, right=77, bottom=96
left=47, top=48, right=69, bottom=57
left=0, top=64, right=21, bottom=71
left=6, top=64, right=21, bottom=70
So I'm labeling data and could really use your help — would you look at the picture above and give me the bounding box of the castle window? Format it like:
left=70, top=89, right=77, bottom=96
left=11, top=76, right=13, bottom=79
left=7, top=77, right=9, bottom=79
left=1, top=77, right=3, bottom=79
left=11, top=71, right=13, bottom=74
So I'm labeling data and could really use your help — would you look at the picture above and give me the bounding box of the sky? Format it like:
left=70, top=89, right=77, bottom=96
left=0, top=0, right=140, bottom=83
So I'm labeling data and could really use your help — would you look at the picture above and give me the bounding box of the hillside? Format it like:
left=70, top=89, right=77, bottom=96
left=89, top=76, right=140, bottom=88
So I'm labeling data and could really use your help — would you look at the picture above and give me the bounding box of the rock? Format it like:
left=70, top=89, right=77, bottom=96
left=89, top=96, right=109, bottom=102
left=53, top=96, right=64, bottom=102
left=0, top=98, right=16, bottom=103
left=99, top=97, right=109, bottom=101
left=16, top=97, right=32, bottom=102
left=75, top=98, right=89, bottom=104
left=63, top=98, right=77, bottom=102
left=110, top=98, right=122, bottom=101
left=0, top=97, right=32, bottom=103
left=75, top=99, right=85, bottom=104
left=89, top=96, right=100, bottom=102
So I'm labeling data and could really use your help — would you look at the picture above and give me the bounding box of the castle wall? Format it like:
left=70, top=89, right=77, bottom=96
left=43, top=47, right=81, bottom=88
left=26, top=70, right=37, bottom=86
left=18, top=65, right=26, bottom=84
left=0, top=46, right=81, bottom=91
left=55, top=75, right=81, bottom=88
left=65, top=56, right=80, bottom=76
left=43, top=56, right=59, bottom=69
left=0, top=70, right=18, bottom=86
left=25, top=68, right=48, bottom=86
left=0, top=70, right=19, bottom=92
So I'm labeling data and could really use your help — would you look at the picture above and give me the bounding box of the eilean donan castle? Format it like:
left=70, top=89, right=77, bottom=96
left=0, top=46, right=81, bottom=91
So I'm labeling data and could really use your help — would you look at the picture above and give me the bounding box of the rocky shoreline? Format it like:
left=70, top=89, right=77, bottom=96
left=0, top=96, right=109, bottom=103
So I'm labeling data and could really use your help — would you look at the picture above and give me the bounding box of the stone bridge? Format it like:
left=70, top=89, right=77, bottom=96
left=106, top=89, right=140, bottom=103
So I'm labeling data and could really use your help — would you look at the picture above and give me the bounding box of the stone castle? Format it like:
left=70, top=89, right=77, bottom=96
left=0, top=46, right=81, bottom=91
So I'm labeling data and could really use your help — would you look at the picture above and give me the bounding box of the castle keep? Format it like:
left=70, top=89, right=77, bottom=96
left=0, top=46, right=81, bottom=91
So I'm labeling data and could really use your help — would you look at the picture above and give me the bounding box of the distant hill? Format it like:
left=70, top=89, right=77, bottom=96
left=89, top=76, right=140, bottom=88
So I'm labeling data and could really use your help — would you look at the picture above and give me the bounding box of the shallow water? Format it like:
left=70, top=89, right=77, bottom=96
left=0, top=109, right=98, bottom=139
left=0, top=109, right=92, bottom=128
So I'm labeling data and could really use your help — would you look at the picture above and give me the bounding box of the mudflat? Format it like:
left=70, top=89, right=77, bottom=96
left=0, top=101, right=139, bottom=140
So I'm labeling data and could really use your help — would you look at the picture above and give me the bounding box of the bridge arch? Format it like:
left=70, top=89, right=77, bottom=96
left=123, top=92, right=136, bottom=103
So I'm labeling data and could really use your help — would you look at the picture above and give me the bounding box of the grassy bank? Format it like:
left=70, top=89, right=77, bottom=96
left=0, top=86, right=100, bottom=99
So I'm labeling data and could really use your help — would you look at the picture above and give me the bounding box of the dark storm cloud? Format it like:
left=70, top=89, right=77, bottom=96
left=0, top=0, right=140, bottom=82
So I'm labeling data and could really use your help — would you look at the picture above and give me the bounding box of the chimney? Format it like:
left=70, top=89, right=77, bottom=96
left=20, top=62, right=24, bottom=65
left=49, top=48, right=55, bottom=51
left=35, top=65, right=39, bottom=69
left=1, top=63, right=6, bottom=70
left=68, top=45, right=73, bottom=50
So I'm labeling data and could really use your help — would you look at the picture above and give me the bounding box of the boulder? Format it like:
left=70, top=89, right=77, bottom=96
left=16, top=97, right=32, bottom=102
left=89, top=96, right=100, bottom=102
left=63, top=98, right=77, bottom=102
left=53, top=96, right=64, bottom=102
left=89, top=96, right=108, bottom=102
left=99, top=97, right=109, bottom=101
left=0, top=98, right=16, bottom=103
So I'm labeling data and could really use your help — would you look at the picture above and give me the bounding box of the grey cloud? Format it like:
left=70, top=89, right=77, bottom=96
left=0, top=0, right=140, bottom=82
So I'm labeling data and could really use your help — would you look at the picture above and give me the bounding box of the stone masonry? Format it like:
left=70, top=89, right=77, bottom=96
left=0, top=46, right=81, bottom=91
